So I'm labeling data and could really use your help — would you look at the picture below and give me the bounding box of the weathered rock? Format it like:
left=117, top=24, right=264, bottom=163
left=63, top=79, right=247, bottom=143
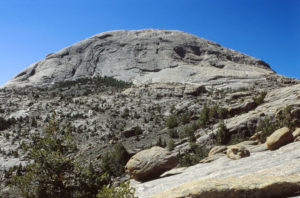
left=125, top=146, right=178, bottom=182
left=208, top=145, right=227, bottom=156
left=226, top=145, right=250, bottom=160
left=292, top=128, right=300, bottom=139
left=266, top=127, right=293, bottom=150
left=150, top=176, right=300, bottom=198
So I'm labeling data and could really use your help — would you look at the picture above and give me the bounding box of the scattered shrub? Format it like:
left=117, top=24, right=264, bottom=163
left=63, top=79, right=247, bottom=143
left=167, top=139, right=175, bottom=151
left=215, top=120, right=230, bottom=145
left=256, top=105, right=295, bottom=142
left=165, top=114, right=178, bottom=128
left=11, top=114, right=134, bottom=198
left=253, top=91, right=267, bottom=106
left=100, top=143, right=130, bottom=177
left=97, top=181, right=136, bottom=198
left=168, top=129, right=179, bottom=138
left=178, top=144, right=209, bottom=167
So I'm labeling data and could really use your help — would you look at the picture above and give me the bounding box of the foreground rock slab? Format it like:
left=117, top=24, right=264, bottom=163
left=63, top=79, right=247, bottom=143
left=131, top=142, right=300, bottom=198
left=150, top=176, right=300, bottom=198
left=126, top=146, right=177, bottom=182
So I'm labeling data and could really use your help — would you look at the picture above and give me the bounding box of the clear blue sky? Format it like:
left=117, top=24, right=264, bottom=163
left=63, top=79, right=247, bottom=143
left=0, top=0, right=299, bottom=85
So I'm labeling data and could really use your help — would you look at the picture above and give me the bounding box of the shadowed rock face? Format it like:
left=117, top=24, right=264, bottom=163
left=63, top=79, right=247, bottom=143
left=3, top=29, right=274, bottom=88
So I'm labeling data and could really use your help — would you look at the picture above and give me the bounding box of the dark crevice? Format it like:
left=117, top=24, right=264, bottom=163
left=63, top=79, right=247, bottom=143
left=140, top=68, right=162, bottom=72
left=97, top=34, right=113, bottom=39
left=15, top=72, right=27, bottom=78
left=174, top=47, right=186, bottom=58
left=28, top=68, right=36, bottom=77
left=60, top=51, right=69, bottom=58
left=190, top=46, right=201, bottom=56
left=71, top=68, right=77, bottom=77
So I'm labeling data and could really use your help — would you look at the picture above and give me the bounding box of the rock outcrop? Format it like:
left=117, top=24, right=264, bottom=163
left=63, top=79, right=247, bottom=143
left=125, top=146, right=178, bottom=182
left=2, top=29, right=274, bottom=89
left=226, top=145, right=250, bottom=160
left=266, top=127, right=293, bottom=150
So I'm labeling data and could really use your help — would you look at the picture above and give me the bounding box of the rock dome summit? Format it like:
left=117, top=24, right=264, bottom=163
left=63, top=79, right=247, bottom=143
left=3, top=29, right=274, bottom=88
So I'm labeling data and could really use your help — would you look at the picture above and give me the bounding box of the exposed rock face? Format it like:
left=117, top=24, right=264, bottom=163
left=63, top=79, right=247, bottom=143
left=150, top=176, right=300, bottom=198
left=132, top=142, right=300, bottom=198
left=266, top=127, right=293, bottom=150
left=2, top=29, right=274, bottom=89
left=226, top=145, right=250, bottom=160
left=125, top=146, right=178, bottom=182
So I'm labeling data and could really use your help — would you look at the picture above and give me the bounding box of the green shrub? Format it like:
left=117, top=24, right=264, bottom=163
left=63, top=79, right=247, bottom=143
left=199, top=104, right=210, bottom=127
left=256, top=105, right=294, bottom=142
left=11, top=113, right=105, bottom=198
left=168, top=129, right=179, bottom=138
left=179, top=112, right=191, bottom=124
left=100, top=143, right=130, bottom=177
left=165, top=114, right=178, bottom=128
left=97, top=181, right=136, bottom=198
left=253, top=91, right=267, bottom=106
left=11, top=113, right=134, bottom=198
left=178, top=144, right=209, bottom=167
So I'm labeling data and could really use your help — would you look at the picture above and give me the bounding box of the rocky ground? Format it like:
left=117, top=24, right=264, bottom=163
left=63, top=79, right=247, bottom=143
left=0, top=29, right=300, bottom=197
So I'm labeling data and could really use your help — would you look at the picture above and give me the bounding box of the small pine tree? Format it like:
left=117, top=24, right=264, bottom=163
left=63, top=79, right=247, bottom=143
left=215, top=120, right=229, bottom=145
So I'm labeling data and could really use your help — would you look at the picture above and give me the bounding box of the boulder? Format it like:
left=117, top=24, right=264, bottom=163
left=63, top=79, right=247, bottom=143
left=292, top=128, right=300, bottom=139
left=266, top=127, right=293, bottom=150
left=150, top=176, right=300, bottom=198
left=125, top=146, right=178, bottom=182
left=226, top=145, right=250, bottom=160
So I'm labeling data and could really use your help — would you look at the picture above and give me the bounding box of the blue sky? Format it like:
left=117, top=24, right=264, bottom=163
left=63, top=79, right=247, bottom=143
left=0, top=0, right=299, bottom=85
